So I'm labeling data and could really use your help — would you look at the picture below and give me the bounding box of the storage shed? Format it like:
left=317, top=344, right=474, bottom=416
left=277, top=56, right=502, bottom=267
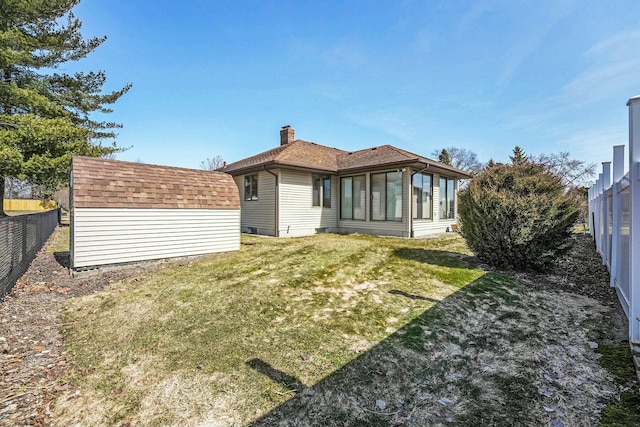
left=70, top=156, right=240, bottom=271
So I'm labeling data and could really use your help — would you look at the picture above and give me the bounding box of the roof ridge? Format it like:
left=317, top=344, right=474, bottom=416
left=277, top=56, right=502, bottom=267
left=385, top=144, right=419, bottom=159
left=73, top=156, right=225, bottom=175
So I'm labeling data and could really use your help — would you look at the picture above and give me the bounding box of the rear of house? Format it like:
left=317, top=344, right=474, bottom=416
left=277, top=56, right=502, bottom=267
left=221, top=126, right=469, bottom=238
left=70, top=157, right=240, bottom=271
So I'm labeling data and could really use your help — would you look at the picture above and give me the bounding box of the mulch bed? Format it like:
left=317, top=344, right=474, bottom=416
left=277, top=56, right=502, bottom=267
left=0, top=227, right=170, bottom=426
left=0, top=229, right=633, bottom=426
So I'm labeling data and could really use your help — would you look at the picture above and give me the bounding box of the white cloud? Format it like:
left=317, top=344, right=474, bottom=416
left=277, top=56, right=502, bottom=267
left=557, top=29, right=640, bottom=105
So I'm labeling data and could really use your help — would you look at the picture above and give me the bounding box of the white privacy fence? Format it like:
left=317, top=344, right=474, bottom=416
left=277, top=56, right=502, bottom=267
left=589, top=95, right=640, bottom=343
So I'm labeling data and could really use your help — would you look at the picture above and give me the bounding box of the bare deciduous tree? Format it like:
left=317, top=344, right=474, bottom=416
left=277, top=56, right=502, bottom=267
left=200, top=155, right=226, bottom=171
left=431, top=147, right=483, bottom=174
left=533, top=152, right=596, bottom=188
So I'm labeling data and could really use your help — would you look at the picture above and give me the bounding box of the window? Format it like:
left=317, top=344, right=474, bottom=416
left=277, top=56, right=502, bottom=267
left=313, top=175, right=332, bottom=208
left=323, top=177, right=331, bottom=208
left=413, top=173, right=432, bottom=219
left=340, top=175, right=365, bottom=220
left=371, top=171, right=403, bottom=222
left=439, top=178, right=455, bottom=219
left=244, top=174, right=258, bottom=201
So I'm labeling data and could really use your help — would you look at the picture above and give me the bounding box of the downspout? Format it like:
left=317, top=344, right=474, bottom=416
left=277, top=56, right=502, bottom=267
left=264, top=166, right=279, bottom=237
left=410, top=164, right=430, bottom=238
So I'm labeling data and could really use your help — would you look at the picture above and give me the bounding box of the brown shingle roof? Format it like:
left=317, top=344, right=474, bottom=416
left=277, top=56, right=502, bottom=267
left=338, top=145, right=470, bottom=177
left=222, top=141, right=471, bottom=178
left=222, top=140, right=348, bottom=174
left=72, top=157, right=239, bottom=209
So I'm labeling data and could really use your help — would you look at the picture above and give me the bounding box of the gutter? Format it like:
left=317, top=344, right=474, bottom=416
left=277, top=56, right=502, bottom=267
left=263, top=166, right=279, bottom=237
left=410, top=163, right=431, bottom=238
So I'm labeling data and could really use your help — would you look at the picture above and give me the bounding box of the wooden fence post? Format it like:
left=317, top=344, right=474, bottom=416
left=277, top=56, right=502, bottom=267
left=627, top=95, right=640, bottom=342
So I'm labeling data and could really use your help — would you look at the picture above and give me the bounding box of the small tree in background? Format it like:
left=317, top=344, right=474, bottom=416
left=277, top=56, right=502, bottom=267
left=199, top=155, right=225, bottom=171
left=458, top=162, right=579, bottom=270
left=432, top=147, right=483, bottom=174
left=533, top=152, right=596, bottom=188
left=509, top=146, right=528, bottom=165
left=437, top=149, right=451, bottom=166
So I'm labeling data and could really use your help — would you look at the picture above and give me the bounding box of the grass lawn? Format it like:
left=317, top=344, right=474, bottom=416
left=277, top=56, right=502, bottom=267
left=46, top=225, right=69, bottom=254
left=55, top=233, right=622, bottom=426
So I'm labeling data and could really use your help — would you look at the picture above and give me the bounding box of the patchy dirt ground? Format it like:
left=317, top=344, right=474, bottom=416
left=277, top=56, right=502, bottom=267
left=0, top=229, right=636, bottom=426
left=0, top=227, right=175, bottom=426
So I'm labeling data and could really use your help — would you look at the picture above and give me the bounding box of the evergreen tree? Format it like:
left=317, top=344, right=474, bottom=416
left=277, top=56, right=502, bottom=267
left=509, top=146, right=528, bottom=165
left=458, top=163, right=579, bottom=270
left=0, top=0, right=131, bottom=214
left=438, top=148, right=451, bottom=165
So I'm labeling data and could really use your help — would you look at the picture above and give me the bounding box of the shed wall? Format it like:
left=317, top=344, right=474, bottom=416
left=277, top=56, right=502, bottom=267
left=72, top=208, right=240, bottom=269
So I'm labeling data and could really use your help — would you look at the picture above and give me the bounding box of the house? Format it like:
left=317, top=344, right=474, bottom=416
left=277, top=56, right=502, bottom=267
left=70, top=157, right=240, bottom=271
left=220, top=126, right=471, bottom=238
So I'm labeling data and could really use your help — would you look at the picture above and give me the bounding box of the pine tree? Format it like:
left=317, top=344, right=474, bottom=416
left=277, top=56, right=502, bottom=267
left=0, top=0, right=131, bottom=214
left=438, top=148, right=451, bottom=165
left=509, top=146, right=528, bottom=165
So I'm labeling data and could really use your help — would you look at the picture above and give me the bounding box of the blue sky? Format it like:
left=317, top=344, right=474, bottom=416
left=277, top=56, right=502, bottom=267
left=68, top=0, right=640, bottom=178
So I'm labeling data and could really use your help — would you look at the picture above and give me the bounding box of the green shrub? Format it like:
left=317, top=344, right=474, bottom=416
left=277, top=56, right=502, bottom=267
left=458, top=163, right=579, bottom=270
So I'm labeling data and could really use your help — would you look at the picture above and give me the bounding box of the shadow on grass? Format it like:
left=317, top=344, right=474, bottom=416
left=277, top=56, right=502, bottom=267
left=247, top=272, right=534, bottom=427
left=54, top=251, right=70, bottom=269
left=393, top=248, right=474, bottom=269
left=246, top=358, right=307, bottom=394
left=388, top=289, right=439, bottom=303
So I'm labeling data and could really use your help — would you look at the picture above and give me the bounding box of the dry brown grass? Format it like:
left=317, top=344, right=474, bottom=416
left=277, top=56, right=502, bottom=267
left=53, top=233, right=621, bottom=426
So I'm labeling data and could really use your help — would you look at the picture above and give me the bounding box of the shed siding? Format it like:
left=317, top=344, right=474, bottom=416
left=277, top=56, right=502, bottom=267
left=234, top=170, right=276, bottom=235
left=279, top=170, right=338, bottom=237
left=72, top=208, right=240, bottom=268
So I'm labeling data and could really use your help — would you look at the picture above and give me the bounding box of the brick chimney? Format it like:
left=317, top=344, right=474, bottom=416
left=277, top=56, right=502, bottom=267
left=280, top=125, right=294, bottom=145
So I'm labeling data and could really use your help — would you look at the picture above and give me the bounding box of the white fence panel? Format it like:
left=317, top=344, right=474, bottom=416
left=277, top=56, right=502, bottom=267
left=590, top=94, right=640, bottom=343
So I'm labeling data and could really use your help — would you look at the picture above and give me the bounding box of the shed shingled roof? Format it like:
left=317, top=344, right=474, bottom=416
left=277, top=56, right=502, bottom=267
left=72, top=157, right=240, bottom=209
left=221, top=141, right=471, bottom=178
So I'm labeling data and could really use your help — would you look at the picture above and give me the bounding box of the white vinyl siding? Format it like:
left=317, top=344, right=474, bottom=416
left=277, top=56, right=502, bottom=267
left=72, top=208, right=240, bottom=269
left=279, top=170, right=337, bottom=237
left=234, top=171, right=277, bottom=235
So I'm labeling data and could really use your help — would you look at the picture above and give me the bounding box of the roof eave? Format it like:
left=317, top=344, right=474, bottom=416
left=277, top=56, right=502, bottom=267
left=339, top=159, right=471, bottom=178
left=221, top=160, right=338, bottom=175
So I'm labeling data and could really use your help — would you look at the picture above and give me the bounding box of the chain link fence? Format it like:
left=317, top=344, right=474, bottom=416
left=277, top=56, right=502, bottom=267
left=0, top=209, right=59, bottom=299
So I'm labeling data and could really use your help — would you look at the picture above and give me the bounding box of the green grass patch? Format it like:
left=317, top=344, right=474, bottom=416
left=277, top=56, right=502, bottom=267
left=598, top=341, right=640, bottom=427
left=54, top=233, right=618, bottom=426
left=46, top=226, right=69, bottom=254
left=57, top=233, right=486, bottom=425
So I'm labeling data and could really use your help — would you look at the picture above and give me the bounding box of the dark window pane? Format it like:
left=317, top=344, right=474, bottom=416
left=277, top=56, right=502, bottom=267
left=323, top=177, right=331, bottom=208
left=439, top=178, right=446, bottom=219
left=312, top=176, right=321, bottom=206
